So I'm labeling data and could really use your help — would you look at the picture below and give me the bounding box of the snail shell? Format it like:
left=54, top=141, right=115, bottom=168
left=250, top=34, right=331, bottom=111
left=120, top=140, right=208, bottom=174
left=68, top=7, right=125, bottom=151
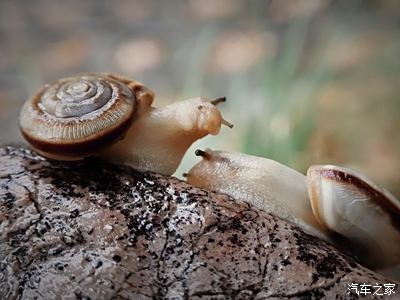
left=19, top=73, right=154, bottom=160
left=307, top=165, right=400, bottom=269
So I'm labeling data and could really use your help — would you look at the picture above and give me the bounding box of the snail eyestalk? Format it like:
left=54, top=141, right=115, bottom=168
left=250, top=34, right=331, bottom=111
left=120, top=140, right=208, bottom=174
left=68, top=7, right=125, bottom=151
left=222, top=118, right=233, bottom=128
left=210, top=97, right=226, bottom=106
left=210, top=97, right=233, bottom=128
left=195, top=149, right=211, bottom=160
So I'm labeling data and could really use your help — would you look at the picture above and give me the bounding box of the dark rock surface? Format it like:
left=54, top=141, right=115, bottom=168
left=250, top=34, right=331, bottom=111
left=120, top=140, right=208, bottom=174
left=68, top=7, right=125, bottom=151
left=0, top=146, right=397, bottom=299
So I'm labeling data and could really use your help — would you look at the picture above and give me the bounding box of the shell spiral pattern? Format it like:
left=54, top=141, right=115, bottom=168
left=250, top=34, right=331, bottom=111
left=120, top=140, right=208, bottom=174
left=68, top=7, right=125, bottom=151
left=40, top=75, right=132, bottom=118
left=19, top=73, right=138, bottom=160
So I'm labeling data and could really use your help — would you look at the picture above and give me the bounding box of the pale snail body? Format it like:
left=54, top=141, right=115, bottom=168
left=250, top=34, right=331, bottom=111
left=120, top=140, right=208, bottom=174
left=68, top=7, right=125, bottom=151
left=19, top=73, right=231, bottom=175
left=100, top=98, right=229, bottom=175
left=186, top=149, right=400, bottom=269
left=186, top=150, right=329, bottom=240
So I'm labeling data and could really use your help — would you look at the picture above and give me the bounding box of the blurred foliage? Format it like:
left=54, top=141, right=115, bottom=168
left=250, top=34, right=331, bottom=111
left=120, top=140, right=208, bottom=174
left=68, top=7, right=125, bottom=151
left=0, top=0, right=399, bottom=197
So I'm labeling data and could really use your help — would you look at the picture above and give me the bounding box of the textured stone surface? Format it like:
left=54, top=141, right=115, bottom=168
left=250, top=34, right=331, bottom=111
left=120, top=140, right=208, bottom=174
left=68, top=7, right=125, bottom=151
left=0, top=146, right=398, bottom=299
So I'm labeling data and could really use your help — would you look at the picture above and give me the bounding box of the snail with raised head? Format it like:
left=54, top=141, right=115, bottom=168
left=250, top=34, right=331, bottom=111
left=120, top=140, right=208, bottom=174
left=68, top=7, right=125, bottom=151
left=186, top=149, right=400, bottom=270
left=19, top=73, right=232, bottom=175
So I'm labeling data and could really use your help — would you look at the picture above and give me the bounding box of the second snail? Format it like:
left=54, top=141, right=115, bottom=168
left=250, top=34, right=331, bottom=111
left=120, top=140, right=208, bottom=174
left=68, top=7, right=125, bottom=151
left=19, top=73, right=400, bottom=275
left=186, top=149, right=400, bottom=272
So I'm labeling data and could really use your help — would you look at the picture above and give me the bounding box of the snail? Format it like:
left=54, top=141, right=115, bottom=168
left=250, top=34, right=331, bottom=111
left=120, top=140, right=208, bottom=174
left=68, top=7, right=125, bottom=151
left=19, top=73, right=232, bottom=175
left=186, top=149, right=400, bottom=269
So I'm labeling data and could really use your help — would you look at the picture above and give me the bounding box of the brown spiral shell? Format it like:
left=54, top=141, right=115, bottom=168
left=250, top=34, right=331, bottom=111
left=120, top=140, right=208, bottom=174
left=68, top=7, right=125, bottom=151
left=19, top=73, right=147, bottom=160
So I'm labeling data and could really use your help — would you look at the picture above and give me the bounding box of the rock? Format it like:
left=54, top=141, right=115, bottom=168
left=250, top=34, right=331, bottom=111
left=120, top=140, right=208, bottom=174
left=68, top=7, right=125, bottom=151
left=0, top=146, right=398, bottom=299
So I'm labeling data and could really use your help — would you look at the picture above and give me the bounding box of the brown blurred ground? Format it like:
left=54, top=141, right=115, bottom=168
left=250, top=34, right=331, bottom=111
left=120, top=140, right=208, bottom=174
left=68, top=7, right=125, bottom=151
left=0, top=0, right=399, bottom=197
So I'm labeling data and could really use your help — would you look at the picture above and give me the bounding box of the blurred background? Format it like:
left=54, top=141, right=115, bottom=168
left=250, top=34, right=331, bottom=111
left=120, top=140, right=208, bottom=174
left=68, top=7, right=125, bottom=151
left=0, top=0, right=399, bottom=197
